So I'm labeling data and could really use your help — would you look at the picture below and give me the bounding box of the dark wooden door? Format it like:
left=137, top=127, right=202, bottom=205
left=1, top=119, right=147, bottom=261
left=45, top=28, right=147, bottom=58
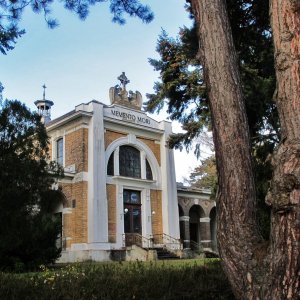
left=124, top=204, right=142, bottom=234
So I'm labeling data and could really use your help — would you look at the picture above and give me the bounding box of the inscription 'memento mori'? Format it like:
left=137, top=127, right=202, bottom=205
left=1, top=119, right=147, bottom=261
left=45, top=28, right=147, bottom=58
left=111, top=109, right=151, bottom=125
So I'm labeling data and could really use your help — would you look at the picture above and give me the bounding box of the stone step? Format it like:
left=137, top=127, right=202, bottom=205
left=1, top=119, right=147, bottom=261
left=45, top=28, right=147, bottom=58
left=155, top=248, right=180, bottom=260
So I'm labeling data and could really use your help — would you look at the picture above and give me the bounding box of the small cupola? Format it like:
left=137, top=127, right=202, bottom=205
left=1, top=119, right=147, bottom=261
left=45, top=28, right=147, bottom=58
left=34, top=84, right=54, bottom=124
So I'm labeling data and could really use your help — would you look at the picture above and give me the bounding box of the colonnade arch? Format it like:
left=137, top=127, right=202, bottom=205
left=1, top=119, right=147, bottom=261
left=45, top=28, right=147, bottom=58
left=189, top=205, right=205, bottom=249
left=177, top=192, right=217, bottom=253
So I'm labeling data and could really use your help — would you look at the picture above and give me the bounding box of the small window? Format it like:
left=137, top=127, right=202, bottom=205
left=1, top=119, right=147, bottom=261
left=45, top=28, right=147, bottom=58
left=56, top=138, right=63, bottom=165
left=107, top=152, right=114, bottom=175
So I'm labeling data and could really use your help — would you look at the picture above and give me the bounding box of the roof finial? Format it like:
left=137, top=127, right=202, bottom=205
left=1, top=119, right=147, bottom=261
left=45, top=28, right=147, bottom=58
left=42, top=84, right=47, bottom=100
left=117, top=72, right=130, bottom=91
left=109, top=72, right=142, bottom=110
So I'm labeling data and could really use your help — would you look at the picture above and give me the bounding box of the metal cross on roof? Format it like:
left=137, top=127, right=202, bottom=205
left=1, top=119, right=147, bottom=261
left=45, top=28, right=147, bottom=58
left=117, top=72, right=130, bottom=90
left=42, top=84, right=47, bottom=100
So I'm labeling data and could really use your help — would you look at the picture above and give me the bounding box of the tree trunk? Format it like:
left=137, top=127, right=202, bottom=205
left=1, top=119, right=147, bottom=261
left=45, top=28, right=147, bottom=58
left=190, top=0, right=300, bottom=299
left=266, top=1, right=300, bottom=298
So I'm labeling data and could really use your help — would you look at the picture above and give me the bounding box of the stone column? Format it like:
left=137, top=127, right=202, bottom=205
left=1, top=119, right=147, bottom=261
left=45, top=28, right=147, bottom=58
left=200, top=217, right=212, bottom=250
left=179, top=216, right=190, bottom=248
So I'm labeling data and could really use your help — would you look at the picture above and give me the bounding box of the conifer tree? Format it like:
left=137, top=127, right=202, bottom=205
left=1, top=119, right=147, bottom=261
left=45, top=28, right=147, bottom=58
left=0, top=99, right=64, bottom=270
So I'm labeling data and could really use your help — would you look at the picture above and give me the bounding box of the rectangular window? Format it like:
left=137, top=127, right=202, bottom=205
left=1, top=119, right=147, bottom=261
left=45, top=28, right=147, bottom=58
left=56, top=138, right=63, bottom=165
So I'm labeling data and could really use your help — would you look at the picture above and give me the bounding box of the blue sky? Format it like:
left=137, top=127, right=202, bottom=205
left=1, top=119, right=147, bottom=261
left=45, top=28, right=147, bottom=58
left=0, top=0, right=202, bottom=181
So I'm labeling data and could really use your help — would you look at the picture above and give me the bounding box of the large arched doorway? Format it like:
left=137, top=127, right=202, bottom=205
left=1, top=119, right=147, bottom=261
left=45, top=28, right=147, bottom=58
left=189, top=205, right=205, bottom=250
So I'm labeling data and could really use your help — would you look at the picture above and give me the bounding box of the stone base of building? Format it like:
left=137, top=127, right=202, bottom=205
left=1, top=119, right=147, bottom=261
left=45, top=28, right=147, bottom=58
left=57, top=245, right=158, bottom=263
left=58, top=249, right=111, bottom=263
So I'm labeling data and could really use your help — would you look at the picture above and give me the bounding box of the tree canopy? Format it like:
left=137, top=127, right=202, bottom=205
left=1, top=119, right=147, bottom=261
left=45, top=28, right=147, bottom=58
left=187, top=155, right=217, bottom=191
left=0, top=99, right=64, bottom=270
left=0, top=0, right=154, bottom=54
left=146, top=0, right=278, bottom=154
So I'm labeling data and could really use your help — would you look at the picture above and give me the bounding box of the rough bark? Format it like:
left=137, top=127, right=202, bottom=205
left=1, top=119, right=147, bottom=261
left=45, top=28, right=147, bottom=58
left=267, top=1, right=300, bottom=298
left=190, top=0, right=300, bottom=299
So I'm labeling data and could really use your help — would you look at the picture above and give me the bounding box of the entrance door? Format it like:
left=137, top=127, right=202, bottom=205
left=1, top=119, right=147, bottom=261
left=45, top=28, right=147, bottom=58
left=124, top=205, right=142, bottom=234
left=123, top=190, right=142, bottom=246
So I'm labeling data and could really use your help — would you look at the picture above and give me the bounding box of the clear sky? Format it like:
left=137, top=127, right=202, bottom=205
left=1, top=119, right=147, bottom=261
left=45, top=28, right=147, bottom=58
left=0, top=0, right=204, bottom=182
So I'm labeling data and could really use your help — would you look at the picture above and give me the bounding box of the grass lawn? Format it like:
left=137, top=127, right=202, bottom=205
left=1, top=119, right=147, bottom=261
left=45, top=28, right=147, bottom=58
left=0, top=259, right=234, bottom=299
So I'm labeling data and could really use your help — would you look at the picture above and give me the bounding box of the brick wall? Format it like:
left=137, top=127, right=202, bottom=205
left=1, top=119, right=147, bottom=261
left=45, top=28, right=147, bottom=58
left=138, top=137, right=161, bottom=166
left=106, top=184, right=116, bottom=243
left=61, top=181, right=88, bottom=248
left=105, top=130, right=126, bottom=149
left=150, top=190, right=163, bottom=235
left=65, top=128, right=88, bottom=172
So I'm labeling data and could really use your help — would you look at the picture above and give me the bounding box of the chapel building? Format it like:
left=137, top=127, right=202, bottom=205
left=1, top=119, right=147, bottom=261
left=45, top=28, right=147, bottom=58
left=36, top=73, right=217, bottom=262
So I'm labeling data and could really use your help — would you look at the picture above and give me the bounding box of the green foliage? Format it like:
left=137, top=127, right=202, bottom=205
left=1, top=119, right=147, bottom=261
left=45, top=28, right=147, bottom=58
left=0, top=0, right=153, bottom=54
left=187, top=156, right=217, bottom=196
left=146, top=27, right=210, bottom=155
left=0, top=26, right=25, bottom=55
left=146, top=0, right=278, bottom=150
left=228, top=0, right=276, bottom=239
left=226, top=0, right=279, bottom=143
left=0, top=99, right=64, bottom=271
left=0, top=260, right=234, bottom=299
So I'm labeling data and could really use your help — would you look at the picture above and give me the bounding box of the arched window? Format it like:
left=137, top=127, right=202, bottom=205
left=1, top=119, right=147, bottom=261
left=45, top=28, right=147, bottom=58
left=119, top=145, right=141, bottom=178
left=106, top=145, right=154, bottom=180
left=56, top=138, right=63, bottom=165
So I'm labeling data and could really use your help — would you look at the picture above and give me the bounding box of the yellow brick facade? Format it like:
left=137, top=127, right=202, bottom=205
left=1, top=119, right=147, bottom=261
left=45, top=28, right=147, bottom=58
left=61, top=181, right=88, bottom=248
left=65, top=128, right=88, bottom=172
left=105, top=130, right=126, bottom=149
left=106, top=184, right=117, bottom=243
left=150, top=190, right=163, bottom=235
left=138, top=137, right=161, bottom=166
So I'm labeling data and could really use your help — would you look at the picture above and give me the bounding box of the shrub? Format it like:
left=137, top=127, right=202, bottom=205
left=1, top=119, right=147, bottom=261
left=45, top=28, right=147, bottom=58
left=0, top=260, right=234, bottom=299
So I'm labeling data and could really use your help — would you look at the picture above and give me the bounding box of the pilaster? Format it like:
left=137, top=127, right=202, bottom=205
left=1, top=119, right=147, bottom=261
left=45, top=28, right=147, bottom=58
left=159, top=121, right=180, bottom=239
left=88, top=102, right=108, bottom=243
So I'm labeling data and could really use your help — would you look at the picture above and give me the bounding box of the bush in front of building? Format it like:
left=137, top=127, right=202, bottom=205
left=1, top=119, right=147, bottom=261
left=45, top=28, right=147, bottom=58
left=0, top=260, right=234, bottom=299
